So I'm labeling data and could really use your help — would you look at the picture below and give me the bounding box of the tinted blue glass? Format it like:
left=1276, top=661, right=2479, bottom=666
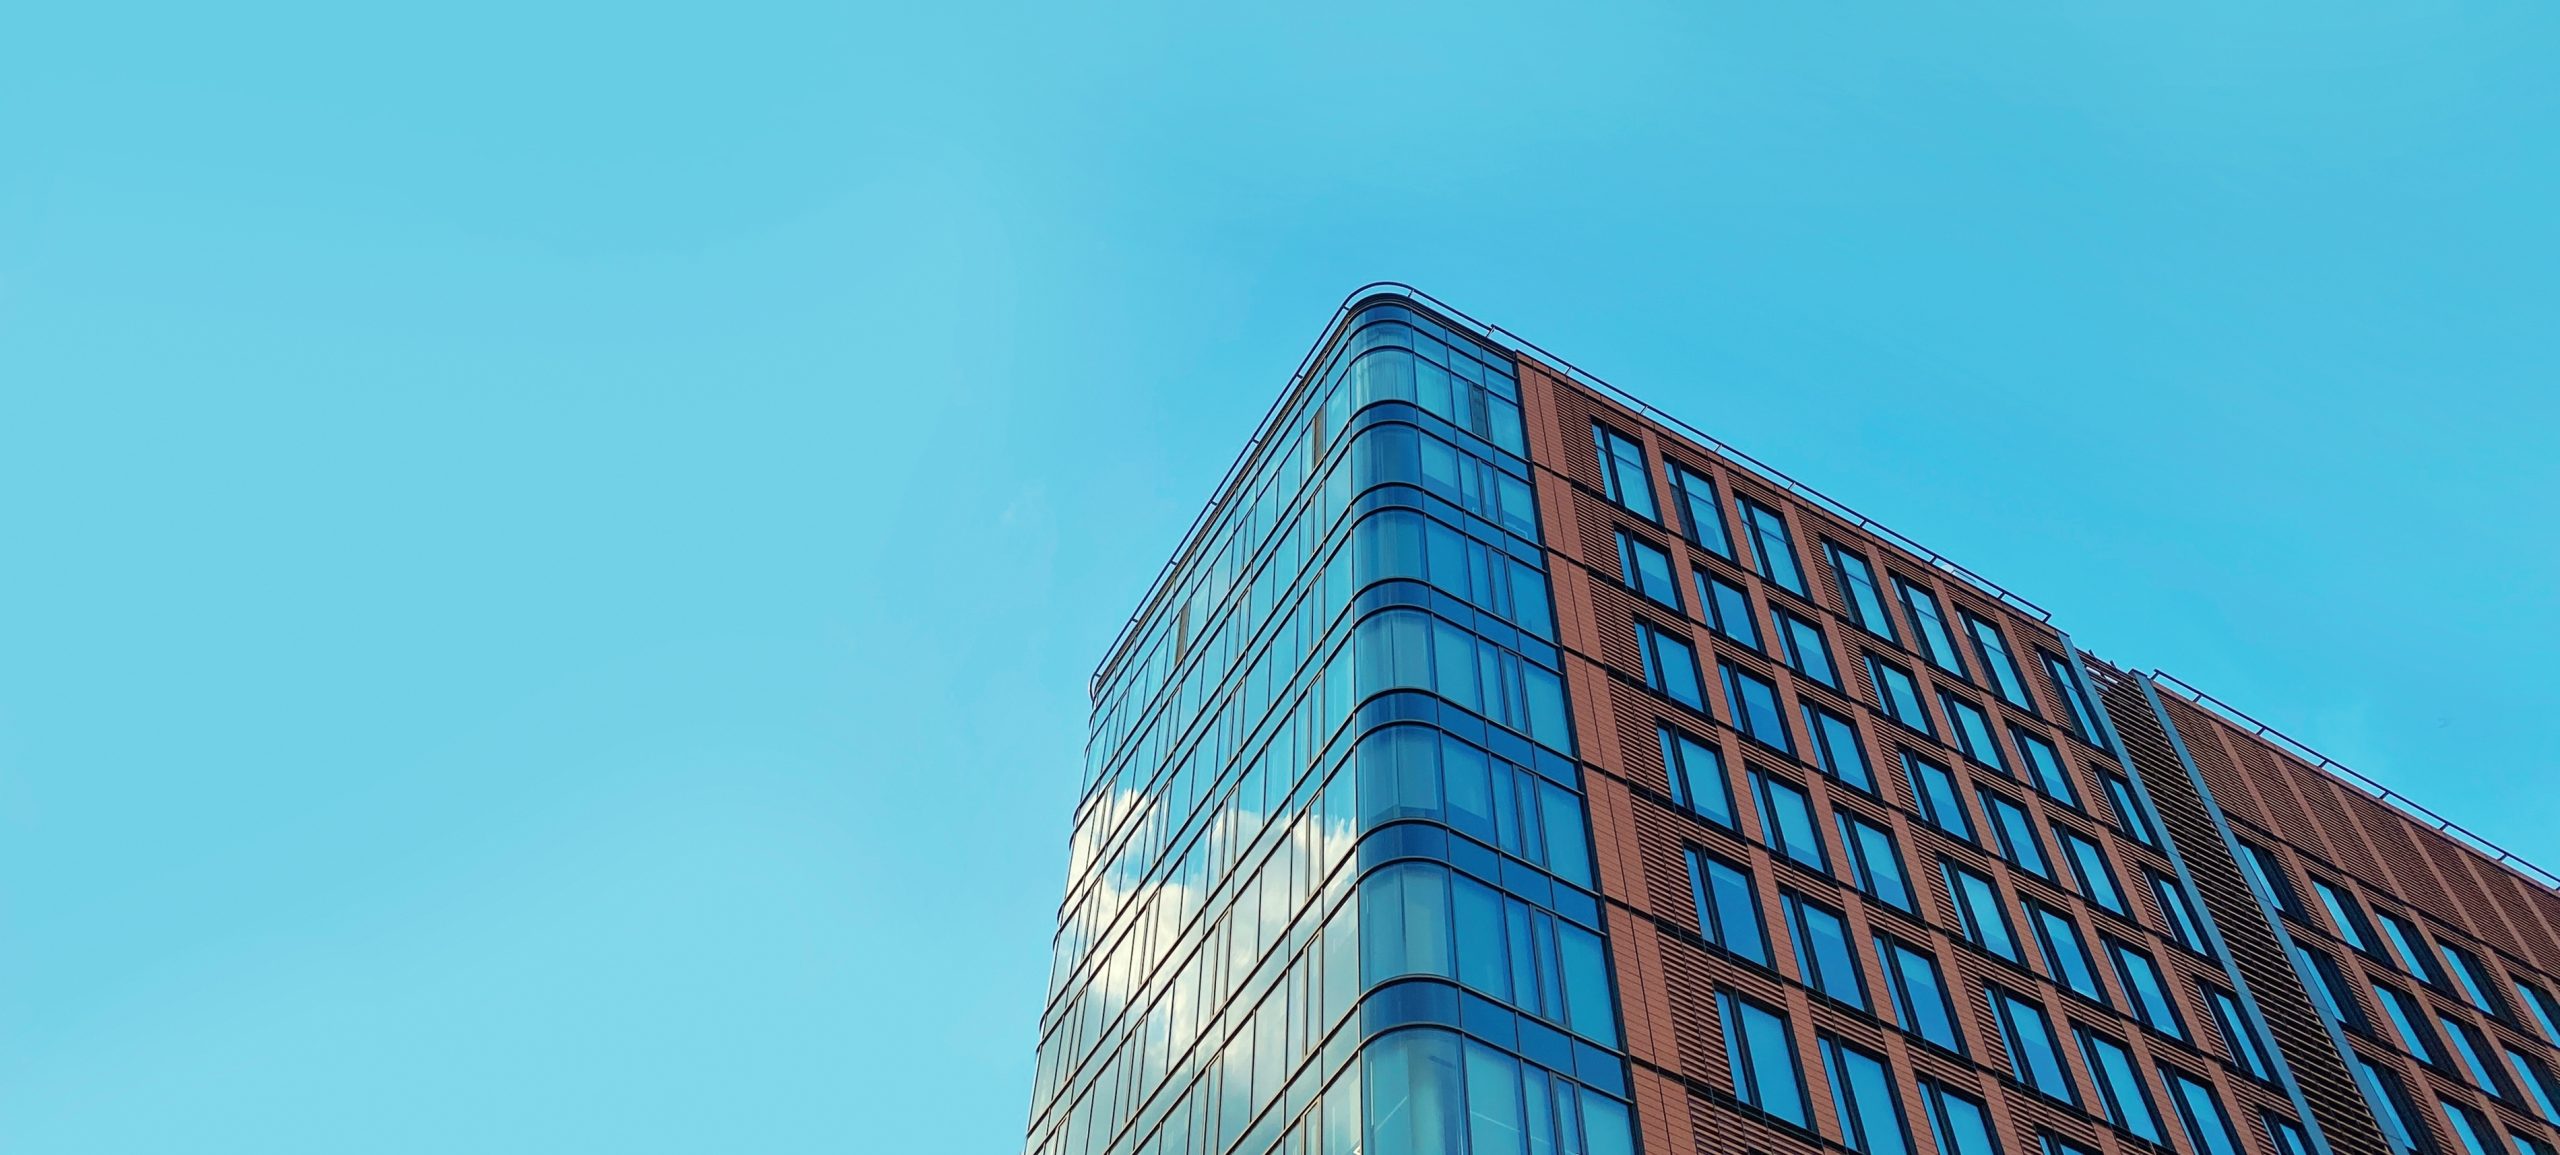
left=1909, top=754, right=1974, bottom=842
left=2208, top=988, right=2272, bottom=1080
left=2443, top=945, right=2502, bottom=1016
left=1882, top=937, right=1963, bottom=1052
left=1992, top=988, right=2074, bottom=1102
left=1925, top=1083, right=2000, bottom=1155
left=1698, top=572, right=1761, bottom=650
left=1869, top=656, right=1932, bottom=735
left=1826, top=544, right=1899, bottom=643
left=1661, top=726, right=1735, bottom=828
left=2442, top=1099, right=2499, bottom=1155
left=2013, top=729, right=2078, bottom=806
left=1757, top=774, right=1827, bottom=872
left=1944, top=694, right=2005, bottom=772
left=2058, top=828, right=2124, bottom=914
left=1592, top=424, right=1657, bottom=521
left=1725, top=664, right=1792, bottom=753
left=1617, top=530, right=1680, bottom=610
left=1948, top=863, right=2020, bottom=962
left=2029, top=904, right=2104, bottom=1003
left=1981, top=791, right=2049, bottom=878
left=1803, top=705, right=1875, bottom=793
left=2041, top=651, right=2100, bottom=744
left=2510, top=1047, right=2560, bottom=1125
left=2109, top=941, right=2185, bottom=1040
left=1777, top=610, right=1838, bottom=688
left=1690, top=850, right=1769, bottom=964
left=2079, top=1029, right=2163, bottom=1142
left=2153, top=871, right=2207, bottom=953
left=1962, top=612, right=2032, bottom=710
left=1639, top=620, right=1705, bottom=712
left=1668, top=464, right=1732, bottom=557
left=1787, top=894, right=1866, bottom=1009
left=1897, top=579, right=1967, bottom=679
left=1721, top=992, right=1808, bottom=1124
left=1840, top=814, right=1914, bottom=912
left=2438, top=1013, right=2502, bottom=1097
left=1735, top=496, right=1804, bottom=596
left=1823, top=1038, right=1912, bottom=1155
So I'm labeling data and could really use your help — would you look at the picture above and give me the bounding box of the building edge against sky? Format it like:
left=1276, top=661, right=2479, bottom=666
left=1026, top=285, right=2560, bottom=1155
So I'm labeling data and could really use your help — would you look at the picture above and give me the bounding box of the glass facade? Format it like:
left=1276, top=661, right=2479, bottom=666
left=1035, top=288, right=2560, bottom=1155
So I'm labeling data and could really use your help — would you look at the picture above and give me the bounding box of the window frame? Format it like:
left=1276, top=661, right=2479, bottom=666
left=1616, top=527, right=1682, bottom=611
left=1593, top=422, right=1659, bottom=522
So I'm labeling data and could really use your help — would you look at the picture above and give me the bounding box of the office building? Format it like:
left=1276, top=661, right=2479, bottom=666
left=1022, top=286, right=2560, bottom=1155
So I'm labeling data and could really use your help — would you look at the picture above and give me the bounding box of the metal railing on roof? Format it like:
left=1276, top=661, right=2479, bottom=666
left=1089, top=281, right=2055, bottom=699
left=2149, top=670, right=2560, bottom=893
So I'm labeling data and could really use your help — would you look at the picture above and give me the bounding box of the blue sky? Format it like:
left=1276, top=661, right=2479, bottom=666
left=4, top=2, right=2556, bottom=1151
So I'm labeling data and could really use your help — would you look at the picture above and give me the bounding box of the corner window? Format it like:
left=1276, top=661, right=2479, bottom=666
left=1826, top=542, right=1897, bottom=642
left=1666, top=461, right=1731, bottom=557
left=1637, top=619, right=1706, bottom=713
left=1616, top=529, right=1680, bottom=610
left=1737, top=496, right=1807, bottom=597
left=1593, top=423, right=1657, bottom=521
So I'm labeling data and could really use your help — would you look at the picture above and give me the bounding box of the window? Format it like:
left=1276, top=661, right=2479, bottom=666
left=1757, top=773, right=1827, bottom=873
left=2164, top=1066, right=2246, bottom=1155
left=2206, top=986, right=2273, bottom=1081
left=1720, top=991, right=1808, bottom=1125
left=1839, top=813, right=1916, bottom=913
left=2012, top=730, right=2078, bottom=807
left=2078, top=1028, right=2165, bottom=1143
left=2026, top=901, right=2105, bottom=1004
left=2267, top=1117, right=2318, bottom=1155
left=2518, top=980, right=2560, bottom=1048
left=2375, top=982, right=2444, bottom=1063
left=1666, top=462, right=1732, bottom=556
left=2512, top=1130, right=2556, bottom=1155
left=2040, top=650, right=2101, bottom=745
left=1989, top=987, right=2075, bottom=1102
left=2042, top=1134, right=2099, bottom=1155
left=1689, top=850, right=1770, bottom=965
left=2378, top=911, right=2441, bottom=984
left=2442, top=944, right=2504, bottom=1019
left=2151, top=871, right=2207, bottom=953
left=1880, top=936, right=1966, bottom=1053
left=1696, top=570, right=1761, bottom=650
left=2358, top=1055, right=2433, bottom=1155
left=1737, top=497, right=1807, bottom=596
left=2443, top=1099, right=2502, bottom=1155
left=2296, top=944, right=2367, bottom=1031
left=1869, top=656, right=1933, bottom=735
left=1826, top=543, right=1897, bottom=642
left=1943, top=693, right=2007, bottom=773
left=1593, top=424, right=1658, bottom=521
left=2108, top=940, right=2187, bottom=1040
left=1823, top=1038, right=1912, bottom=1155
left=1661, top=726, right=1737, bottom=829
left=1775, top=609, right=1839, bottom=689
left=1922, top=1082, right=2002, bottom=1155
left=1908, top=753, right=1975, bottom=842
left=1980, top=790, right=2051, bottom=879
left=1946, top=862, right=2022, bottom=963
left=1725, top=664, right=1793, bottom=753
left=2237, top=840, right=2304, bottom=920
left=2105, top=774, right=2158, bottom=847
left=1803, top=705, right=1875, bottom=793
left=1896, top=577, right=1968, bottom=680
left=1786, top=893, right=1867, bottom=1009
left=1617, top=530, right=1680, bottom=610
left=2439, top=1012, right=2508, bottom=1099
left=2507, top=1047, right=2560, bottom=1126
left=1961, top=611, right=2033, bottom=711
left=2057, top=827, right=2127, bottom=916
left=1637, top=619, right=1706, bottom=712
left=2315, top=879, right=2378, bottom=955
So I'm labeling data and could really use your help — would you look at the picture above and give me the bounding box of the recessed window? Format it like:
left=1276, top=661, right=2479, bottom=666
left=2516, top=980, right=2560, bottom=1047
left=2443, top=1098, right=2501, bottom=1155
left=2109, top=939, right=2187, bottom=1040
left=1946, top=861, right=2021, bottom=963
left=2012, top=729, right=2079, bottom=807
left=2056, top=826, right=2127, bottom=916
left=1868, top=655, right=1932, bottom=736
left=2026, top=901, right=2105, bottom=1004
left=2150, top=870, right=2207, bottom=953
left=1688, top=849, right=1769, bottom=965
left=1921, top=1082, right=2001, bottom=1155
left=1979, top=789, right=2051, bottom=880
left=1826, top=542, right=1898, bottom=643
left=2440, top=943, right=2505, bottom=1018
left=2294, top=943, right=2366, bottom=1031
left=1907, top=752, right=1975, bottom=843
left=1989, top=986, right=2075, bottom=1103
left=1838, top=813, right=1914, bottom=913
left=2237, top=839, right=2305, bottom=920
left=1720, top=991, right=1809, bottom=1125
left=1786, top=892, right=1866, bottom=1009
left=2376, top=910, right=2440, bottom=984
left=1756, top=772, right=1827, bottom=873
left=1695, top=570, right=1761, bottom=650
left=1822, top=1037, right=1911, bottom=1155
left=2315, top=878, right=2378, bottom=955
left=2206, top=986, right=2273, bottom=1081
left=2374, top=981, right=2444, bottom=1064
left=1617, top=529, right=1680, bottom=610
left=1724, top=663, right=1792, bottom=753
left=1880, top=936, right=1965, bottom=1054
left=1802, top=704, right=1875, bottom=794
left=1593, top=423, right=1658, bottom=521
left=1896, top=577, right=1969, bottom=681
left=2163, top=1066, right=2245, bottom=1155
left=2039, top=649, right=2101, bottom=745
left=1637, top=618, right=1705, bottom=713
left=2437, top=1011, right=2507, bottom=1100
left=2509, top=1046, right=2560, bottom=1127
left=1775, top=609, right=1839, bottom=689
left=1961, top=610, right=2034, bottom=712
left=1737, top=496, right=1807, bottom=597
left=1942, top=692, right=2006, bottom=773
left=2077, top=1028, right=2164, bottom=1143
left=2105, top=773, right=2157, bottom=847
left=2355, top=1055, right=2432, bottom=1155
left=1666, top=461, right=1731, bottom=557
left=1660, top=725, right=1735, bottom=830
left=2266, top=1117, right=2317, bottom=1155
